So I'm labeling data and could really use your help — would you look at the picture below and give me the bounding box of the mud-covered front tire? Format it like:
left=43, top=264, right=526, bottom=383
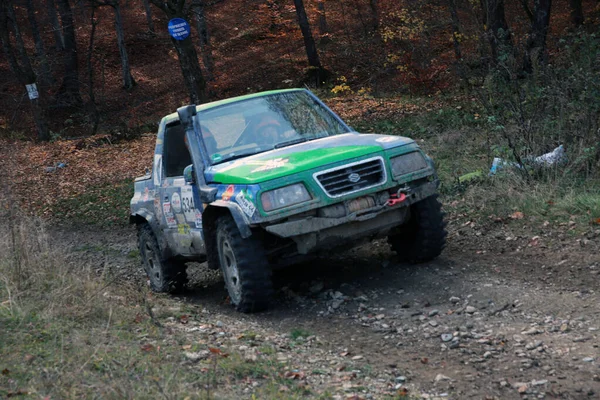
left=216, top=216, right=272, bottom=313
left=138, top=224, right=188, bottom=293
left=388, top=194, right=447, bottom=263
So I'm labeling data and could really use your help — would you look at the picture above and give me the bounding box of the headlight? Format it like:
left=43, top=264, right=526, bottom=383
left=390, top=152, right=429, bottom=176
left=261, top=184, right=311, bottom=212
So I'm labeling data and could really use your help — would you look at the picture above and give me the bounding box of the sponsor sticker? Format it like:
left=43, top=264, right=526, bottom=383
left=251, top=158, right=289, bottom=173
left=194, top=210, right=203, bottom=228
left=177, top=224, right=190, bottom=235
left=154, top=197, right=163, bottom=220
left=171, top=192, right=182, bottom=213
left=163, top=199, right=171, bottom=215
left=166, top=215, right=177, bottom=228
left=163, top=198, right=177, bottom=228
left=376, top=136, right=400, bottom=143
left=222, top=185, right=235, bottom=201
left=236, top=190, right=256, bottom=217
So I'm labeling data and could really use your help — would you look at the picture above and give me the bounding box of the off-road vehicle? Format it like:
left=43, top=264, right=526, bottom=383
left=130, top=89, right=446, bottom=312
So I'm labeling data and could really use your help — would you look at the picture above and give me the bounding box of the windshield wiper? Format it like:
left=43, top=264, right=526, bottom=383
left=274, top=138, right=308, bottom=149
left=217, top=148, right=271, bottom=164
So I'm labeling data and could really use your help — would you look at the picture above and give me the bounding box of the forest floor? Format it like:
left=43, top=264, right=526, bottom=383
left=1, top=95, right=600, bottom=399
left=2, top=207, right=598, bottom=399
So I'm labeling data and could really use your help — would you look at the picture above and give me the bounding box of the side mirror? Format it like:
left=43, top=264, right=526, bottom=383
left=183, top=164, right=195, bottom=185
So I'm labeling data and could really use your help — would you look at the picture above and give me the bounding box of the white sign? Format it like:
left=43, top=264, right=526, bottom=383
left=26, top=83, right=39, bottom=100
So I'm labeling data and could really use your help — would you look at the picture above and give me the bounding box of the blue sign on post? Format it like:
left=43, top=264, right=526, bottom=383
left=168, top=18, right=191, bottom=41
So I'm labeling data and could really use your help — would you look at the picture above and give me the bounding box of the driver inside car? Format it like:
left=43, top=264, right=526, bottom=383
left=251, top=116, right=282, bottom=145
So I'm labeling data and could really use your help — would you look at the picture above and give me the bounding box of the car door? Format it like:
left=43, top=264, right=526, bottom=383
left=159, top=120, right=206, bottom=258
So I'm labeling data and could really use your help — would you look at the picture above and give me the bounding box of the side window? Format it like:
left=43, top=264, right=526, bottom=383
left=164, top=121, right=192, bottom=177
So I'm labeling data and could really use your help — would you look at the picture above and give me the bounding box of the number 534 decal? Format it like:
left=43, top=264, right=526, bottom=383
left=181, top=186, right=199, bottom=224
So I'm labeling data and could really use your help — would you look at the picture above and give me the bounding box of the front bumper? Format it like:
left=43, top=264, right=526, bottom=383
left=265, top=180, right=438, bottom=253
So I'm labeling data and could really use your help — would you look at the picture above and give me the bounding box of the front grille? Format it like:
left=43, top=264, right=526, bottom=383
left=315, top=157, right=386, bottom=197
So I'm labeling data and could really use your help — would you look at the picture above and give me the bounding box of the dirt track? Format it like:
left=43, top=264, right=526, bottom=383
left=53, top=219, right=600, bottom=399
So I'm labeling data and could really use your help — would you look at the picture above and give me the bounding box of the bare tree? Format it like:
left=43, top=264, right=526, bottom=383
left=87, top=3, right=100, bottom=134
left=316, top=0, right=328, bottom=35
left=46, top=0, right=64, bottom=50
left=25, top=0, right=53, bottom=85
left=91, top=0, right=135, bottom=89
left=192, top=0, right=214, bottom=80
left=149, top=0, right=207, bottom=103
left=480, top=0, right=513, bottom=65
left=141, top=0, right=155, bottom=34
left=569, top=0, right=583, bottom=27
left=292, top=0, right=327, bottom=84
left=448, top=0, right=462, bottom=61
left=56, top=0, right=82, bottom=105
left=369, top=0, right=378, bottom=31
left=0, top=1, right=49, bottom=141
left=524, top=0, right=552, bottom=71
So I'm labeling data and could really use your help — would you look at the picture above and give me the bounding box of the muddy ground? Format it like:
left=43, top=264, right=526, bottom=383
left=51, top=218, right=600, bottom=399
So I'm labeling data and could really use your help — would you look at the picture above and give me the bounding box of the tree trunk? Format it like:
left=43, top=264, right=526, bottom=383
left=26, top=0, right=53, bottom=85
left=47, top=0, right=64, bottom=50
left=369, top=0, right=378, bottom=31
left=87, top=4, right=100, bottom=134
left=524, top=0, right=552, bottom=71
left=481, top=0, right=512, bottom=65
left=5, top=3, right=33, bottom=74
left=292, top=0, right=323, bottom=72
left=141, top=0, right=155, bottom=34
left=193, top=2, right=214, bottom=80
left=56, top=0, right=82, bottom=105
left=173, top=36, right=207, bottom=103
left=0, top=2, right=49, bottom=141
left=149, top=0, right=207, bottom=103
left=448, top=0, right=462, bottom=60
left=569, top=0, right=583, bottom=27
left=317, top=0, right=327, bottom=35
left=112, top=2, right=135, bottom=89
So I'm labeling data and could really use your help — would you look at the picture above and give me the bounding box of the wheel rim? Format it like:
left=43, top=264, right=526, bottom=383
left=144, top=241, right=162, bottom=284
left=218, top=233, right=242, bottom=305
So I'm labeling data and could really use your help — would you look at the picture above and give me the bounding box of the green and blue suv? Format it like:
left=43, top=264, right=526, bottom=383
left=130, top=89, right=446, bottom=312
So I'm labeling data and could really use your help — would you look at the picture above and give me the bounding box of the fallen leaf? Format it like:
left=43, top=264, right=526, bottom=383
left=182, top=344, right=192, bottom=350
left=179, top=315, right=189, bottom=324
left=140, top=344, right=155, bottom=352
left=510, top=211, right=524, bottom=220
left=420, top=357, right=428, bottom=364
left=593, top=218, right=600, bottom=225
left=284, top=370, right=306, bottom=380
left=209, top=347, right=221, bottom=354
left=1, top=368, right=9, bottom=375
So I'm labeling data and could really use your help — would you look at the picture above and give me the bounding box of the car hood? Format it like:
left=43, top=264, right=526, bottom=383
left=204, top=133, right=414, bottom=184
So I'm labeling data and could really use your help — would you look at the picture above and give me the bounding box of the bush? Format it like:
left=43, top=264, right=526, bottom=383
left=477, top=31, right=600, bottom=179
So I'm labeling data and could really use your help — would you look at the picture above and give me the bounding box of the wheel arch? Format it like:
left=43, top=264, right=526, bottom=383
left=131, top=209, right=174, bottom=260
left=201, top=201, right=253, bottom=270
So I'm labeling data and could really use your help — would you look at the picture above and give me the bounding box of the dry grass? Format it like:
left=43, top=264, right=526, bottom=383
left=0, top=212, right=317, bottom=399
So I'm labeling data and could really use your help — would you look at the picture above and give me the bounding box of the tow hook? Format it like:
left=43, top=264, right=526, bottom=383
left=386, top=188, right=409, bottom=206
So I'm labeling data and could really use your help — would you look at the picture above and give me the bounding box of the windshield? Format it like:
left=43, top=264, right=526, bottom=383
left=195, top=91, right=349, bottom=165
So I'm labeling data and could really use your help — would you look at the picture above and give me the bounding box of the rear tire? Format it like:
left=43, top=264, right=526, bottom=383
left=388, top=194, right=447, bottom=263
left=138, top=224, right=188, bottom=293
left=215, top=216, right=272, bottom=313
